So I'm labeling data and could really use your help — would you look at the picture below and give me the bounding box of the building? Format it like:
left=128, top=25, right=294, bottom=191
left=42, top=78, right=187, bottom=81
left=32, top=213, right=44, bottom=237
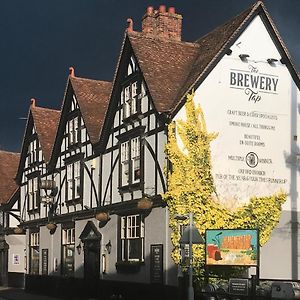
left=0, top=150, right=22, bottom=287
left=7, top=1, right=300, bottom=298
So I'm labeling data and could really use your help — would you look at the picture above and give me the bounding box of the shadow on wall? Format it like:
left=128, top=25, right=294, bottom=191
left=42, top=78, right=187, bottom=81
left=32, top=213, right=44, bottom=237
left=25, top=258, right=179, bottom=300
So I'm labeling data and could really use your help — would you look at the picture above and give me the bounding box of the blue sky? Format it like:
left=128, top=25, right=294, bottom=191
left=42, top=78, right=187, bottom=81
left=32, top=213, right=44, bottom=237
left=0, top=0, right=299, bottom=152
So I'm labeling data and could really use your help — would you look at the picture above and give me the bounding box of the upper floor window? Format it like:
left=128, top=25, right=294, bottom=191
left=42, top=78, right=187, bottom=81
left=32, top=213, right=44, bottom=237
left=120, top=137, right=141, bottom=187
left=68, top=116, right=80, bottom=146
left=66, top=161, right=81, bottom=201
left=61, top=227, right=75, bottom=276
left=122, top=81, right=139, bottom=120
left=28, top=139, right=39, bottom=165
left=120, top=214, right=144, bottom=262
left=28, top=177, right=40, bottom=212
left=30, top=231, right=40, bottom=274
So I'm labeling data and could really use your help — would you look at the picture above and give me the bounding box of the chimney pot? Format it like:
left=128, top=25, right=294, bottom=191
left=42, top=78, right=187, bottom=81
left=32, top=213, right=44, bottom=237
left=146, top=6, right=154, bottom=14
left=168, top=7, right=175, bottom=14
left=69, top=67, right=75, bottom=77
left=126, top=18, right=134, bottom=32
left=30, top=98, right=36, bottom=107
left=159, top=5, right=166, bottom=13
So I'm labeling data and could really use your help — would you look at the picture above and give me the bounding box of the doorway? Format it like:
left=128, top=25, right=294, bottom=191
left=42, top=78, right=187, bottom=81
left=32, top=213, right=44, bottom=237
left=79, top=221, right=102, bottom=281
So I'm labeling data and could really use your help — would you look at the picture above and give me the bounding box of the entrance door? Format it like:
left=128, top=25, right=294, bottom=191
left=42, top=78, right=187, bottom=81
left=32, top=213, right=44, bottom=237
left=84, top=238, right=100, bottom=281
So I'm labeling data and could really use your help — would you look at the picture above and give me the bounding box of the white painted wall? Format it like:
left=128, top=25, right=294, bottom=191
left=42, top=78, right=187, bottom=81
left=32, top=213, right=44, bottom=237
left=174, top=15, right=300, bottom=279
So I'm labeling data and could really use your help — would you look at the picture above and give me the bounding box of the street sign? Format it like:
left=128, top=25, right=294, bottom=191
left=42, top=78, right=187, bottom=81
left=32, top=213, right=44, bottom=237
left=179, top=224, right=204, bottom=244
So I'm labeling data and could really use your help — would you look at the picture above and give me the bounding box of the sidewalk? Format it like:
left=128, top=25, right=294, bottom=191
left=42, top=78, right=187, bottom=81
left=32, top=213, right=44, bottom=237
left=0, top=287, right=63, bottom=300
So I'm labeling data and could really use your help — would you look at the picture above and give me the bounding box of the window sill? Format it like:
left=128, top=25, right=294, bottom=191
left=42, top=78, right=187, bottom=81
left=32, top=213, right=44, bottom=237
left=119, top=182, right=142, bottom=193
left=115, top=261, right=143, bottom=273
left=65, top=197, right=82, bottom=206
left=28, top=208, right=40, bottom=214
left=123, top=112, right=143, bottom=124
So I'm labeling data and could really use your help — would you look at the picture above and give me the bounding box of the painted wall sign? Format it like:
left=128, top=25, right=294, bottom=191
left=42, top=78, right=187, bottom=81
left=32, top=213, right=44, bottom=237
left=150, top=244, right=163, bottom=284
left=206, top=229, right=258, bottom=266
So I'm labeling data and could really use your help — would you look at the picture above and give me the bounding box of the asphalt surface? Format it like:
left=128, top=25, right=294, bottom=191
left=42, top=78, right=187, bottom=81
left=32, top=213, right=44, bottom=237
left=0, top=287, right=63, bottom=300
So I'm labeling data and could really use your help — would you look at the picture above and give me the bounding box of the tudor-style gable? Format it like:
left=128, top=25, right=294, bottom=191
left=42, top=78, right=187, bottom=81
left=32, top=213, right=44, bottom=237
left=17, top=100, right=60, bottom=223
left=48, top=70, right=111, bottom=216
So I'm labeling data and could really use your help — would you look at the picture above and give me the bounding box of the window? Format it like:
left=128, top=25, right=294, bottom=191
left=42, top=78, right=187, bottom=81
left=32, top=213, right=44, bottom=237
left=28, top=177, right=40, bottom=211
left=122, top=81, right=139, bottom=119
left=69, top=116, right=80, bottom=145
left=30, top=232, right=39, bottom=274
left=66, top=161, right=81, bottom=201
left=120, top=137, right=141, bottom=187
left=28, top=139, right=39, bottom=165
left=120, top=215, right=144, bottom=261
left=61, top=227, right=75, bottom=276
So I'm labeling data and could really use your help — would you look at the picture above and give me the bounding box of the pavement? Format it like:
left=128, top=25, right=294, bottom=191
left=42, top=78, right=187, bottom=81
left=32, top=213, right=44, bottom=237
left=0, top=287, right=65, bottom=300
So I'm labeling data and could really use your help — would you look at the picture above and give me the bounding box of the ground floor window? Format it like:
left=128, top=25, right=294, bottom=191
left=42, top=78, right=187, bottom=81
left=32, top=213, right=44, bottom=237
left=30, top=231, right=39, bottom=274
left=61, top=227, right=75, bottom=276
left=120, top=214, right=144, bottom=261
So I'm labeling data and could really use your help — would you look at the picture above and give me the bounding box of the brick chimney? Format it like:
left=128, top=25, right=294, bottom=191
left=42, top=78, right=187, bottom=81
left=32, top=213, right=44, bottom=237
left=142, top=5, right=182, bottom=41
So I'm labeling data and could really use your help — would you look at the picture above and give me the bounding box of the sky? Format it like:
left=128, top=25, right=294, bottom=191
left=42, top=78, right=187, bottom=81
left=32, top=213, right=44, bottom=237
left=0, top=0, right=299, bottom=152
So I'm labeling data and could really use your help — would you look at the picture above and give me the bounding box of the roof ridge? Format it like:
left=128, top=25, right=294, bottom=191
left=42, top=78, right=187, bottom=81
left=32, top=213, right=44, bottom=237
left=128, top=31, right=199, bottom=48
left=31, top=106, right=60, bottom=113
left=0, top=150, right=20, bottom=155
left=70, top=76, right=112, bottom=84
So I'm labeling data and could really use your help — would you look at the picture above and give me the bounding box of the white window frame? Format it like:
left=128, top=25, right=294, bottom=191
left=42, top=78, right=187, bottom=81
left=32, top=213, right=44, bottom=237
left=120, top=215, right=144, bottom=261
left=29, top=232, right=40, bottom=275
left=61, top=228, right=75, bottom=276
left=28, top=177, right=39, bottom=211
left=122, top=81, right=138, bottom=120
left=66, top=161, right=81, bottom=201
left=120, top=137, right=141, bottom=187
left=69, top=116, right=80, bottom=145
left=28, top=139, right=39, bottom=165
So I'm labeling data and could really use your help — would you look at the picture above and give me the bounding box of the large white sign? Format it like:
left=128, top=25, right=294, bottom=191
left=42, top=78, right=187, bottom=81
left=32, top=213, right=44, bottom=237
left=198, top=60, right=290, bottom=205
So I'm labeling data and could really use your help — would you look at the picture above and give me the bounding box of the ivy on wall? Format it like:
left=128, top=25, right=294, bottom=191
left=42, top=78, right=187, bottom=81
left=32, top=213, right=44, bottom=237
left=163, top=91, right=286, bottom=277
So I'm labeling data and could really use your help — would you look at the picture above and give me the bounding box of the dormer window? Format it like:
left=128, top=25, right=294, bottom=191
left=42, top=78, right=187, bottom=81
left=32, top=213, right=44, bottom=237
left=68, top=116, right=80, bottom=146
left=122, top=81, right=140, bottom=120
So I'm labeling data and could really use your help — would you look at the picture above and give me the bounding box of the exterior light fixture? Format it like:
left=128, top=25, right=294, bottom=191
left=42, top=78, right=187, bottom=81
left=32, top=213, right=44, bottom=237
left=76, top=242, right=82, bottom=255
left=239, top=54, right=249, bottom=62
left=105, top=240, right=112, bottom=254
left=226, top=49, right=232, bottom=55
left=267, top=58, right=278, bottom=65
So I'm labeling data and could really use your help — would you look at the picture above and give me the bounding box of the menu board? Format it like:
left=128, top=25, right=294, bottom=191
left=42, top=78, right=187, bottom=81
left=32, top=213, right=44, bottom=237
left=150, top=244, right=163, bottom=284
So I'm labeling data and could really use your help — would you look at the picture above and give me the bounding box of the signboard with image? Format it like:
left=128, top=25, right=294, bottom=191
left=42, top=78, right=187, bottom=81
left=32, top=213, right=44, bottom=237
left=205, top=229, right=258, bottom=266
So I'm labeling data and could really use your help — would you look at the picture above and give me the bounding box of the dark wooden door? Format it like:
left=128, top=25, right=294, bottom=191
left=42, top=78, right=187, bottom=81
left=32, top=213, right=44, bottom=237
left=84, top=239, right=100, bottom=281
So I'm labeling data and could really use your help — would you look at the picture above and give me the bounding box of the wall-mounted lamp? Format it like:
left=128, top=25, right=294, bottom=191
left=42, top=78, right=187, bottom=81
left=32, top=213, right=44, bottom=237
left=105, top=240, right=112, bottom=254
left=239, top=54, right=249, bottom=62
left=267, top=58, right=278, bottom=65
left=76, top=242, right=82, bottom=255
left=226, top=49, right=232, bottom=56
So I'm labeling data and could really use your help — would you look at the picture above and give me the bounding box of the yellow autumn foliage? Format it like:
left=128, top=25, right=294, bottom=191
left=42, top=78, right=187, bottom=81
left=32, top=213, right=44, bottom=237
left=163, top=91, right=287, bottom=277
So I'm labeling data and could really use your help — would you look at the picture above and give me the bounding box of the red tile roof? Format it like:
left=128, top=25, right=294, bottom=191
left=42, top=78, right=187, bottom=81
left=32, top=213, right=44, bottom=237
left=129, top=32, right=199, bottom=113
left=0, top=151, right=20, bottom=204
left=31, top=106, right=60, bottom=163
left=70, top=77, right=112, bottom=144
left=128, top=1, right=298, bottom=116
